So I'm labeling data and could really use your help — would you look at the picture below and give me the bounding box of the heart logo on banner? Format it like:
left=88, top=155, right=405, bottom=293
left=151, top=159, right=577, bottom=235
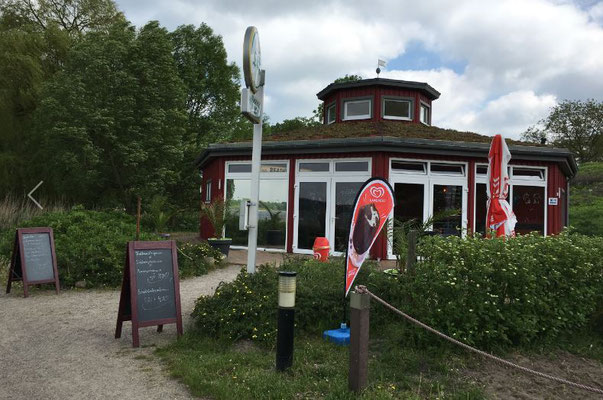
left=370, top=186, right=384, bottom=198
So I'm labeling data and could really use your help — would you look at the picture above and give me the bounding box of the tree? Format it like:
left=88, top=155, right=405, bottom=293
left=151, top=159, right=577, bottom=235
left=521, top=99, right=603, bottom=163
left=33, top=20, right=188, bottom=209
left=169, top=24, right=242, bottom=146
left=0, top=0, right=123, bottom=36
left=271, top=116, right=320, bottom=134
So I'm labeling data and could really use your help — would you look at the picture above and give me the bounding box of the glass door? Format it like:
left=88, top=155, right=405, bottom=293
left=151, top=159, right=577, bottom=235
left=432, top=184, right=464, bottom=236
left=332, top=180, right=364, bottom=253
left=295, top=180, right=329, bottom=251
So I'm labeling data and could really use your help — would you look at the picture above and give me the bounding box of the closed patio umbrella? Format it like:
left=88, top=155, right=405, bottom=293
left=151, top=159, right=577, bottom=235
left=486, top=134, right=517, bottom=237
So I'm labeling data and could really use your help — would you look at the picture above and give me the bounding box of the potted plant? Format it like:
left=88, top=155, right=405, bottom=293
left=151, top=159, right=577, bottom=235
left=260, top=201, right=284, bottom=246
left=200, top=198, right=232, bottom=257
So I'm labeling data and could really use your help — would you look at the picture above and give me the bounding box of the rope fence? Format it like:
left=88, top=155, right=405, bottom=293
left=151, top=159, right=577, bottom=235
left=354, top=285, right=603, bottom=396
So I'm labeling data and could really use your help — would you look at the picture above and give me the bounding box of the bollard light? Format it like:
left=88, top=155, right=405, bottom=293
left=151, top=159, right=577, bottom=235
left=276, top=271, right=297, bottom=371
left=278, top=271, right=297, bottom=308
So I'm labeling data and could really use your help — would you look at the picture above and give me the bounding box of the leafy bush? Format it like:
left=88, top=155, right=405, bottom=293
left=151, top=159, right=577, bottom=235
left=0, top=208, right=222, bottom=288
left=372, top=231, right=603, bottom=348
left=192, top=257, right=375, bottom=345
left=192, top=232, right=603, bottom=350
left=177, top=241, right=224, bottom=278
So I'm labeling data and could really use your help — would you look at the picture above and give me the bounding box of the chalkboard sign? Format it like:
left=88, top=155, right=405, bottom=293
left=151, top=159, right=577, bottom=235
left=6, top=227, right=60, bottom=298
left=115, top=241, right=182, bottom=347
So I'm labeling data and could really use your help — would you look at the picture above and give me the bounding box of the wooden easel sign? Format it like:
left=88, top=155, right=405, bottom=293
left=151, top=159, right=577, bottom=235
left=6, top=227, right=60, bottom=298
left=115, top=240, right=183, bottom=347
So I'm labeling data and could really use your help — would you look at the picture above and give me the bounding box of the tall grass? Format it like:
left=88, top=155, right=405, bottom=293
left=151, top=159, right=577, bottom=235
left=0, top=195, right=68, bottom=231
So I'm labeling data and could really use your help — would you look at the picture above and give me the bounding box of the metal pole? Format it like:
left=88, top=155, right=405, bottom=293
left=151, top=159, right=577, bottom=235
left=246, top=85, right=264, bottom=274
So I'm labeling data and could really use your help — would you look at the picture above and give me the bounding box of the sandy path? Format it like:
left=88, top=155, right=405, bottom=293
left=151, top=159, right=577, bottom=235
left=0, top=265, right=242, bottom=400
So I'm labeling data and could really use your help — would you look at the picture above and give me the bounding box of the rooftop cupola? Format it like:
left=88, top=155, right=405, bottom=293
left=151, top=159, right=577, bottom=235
left=316, top=77, right=440, bottom=126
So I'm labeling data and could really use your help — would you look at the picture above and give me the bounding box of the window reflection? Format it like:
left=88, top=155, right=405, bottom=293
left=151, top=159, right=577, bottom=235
left=432, top=185, right=462, bottom=236
left=224, top=179, right=288, bottom=249
left=513, top=186, right=544, bottom=235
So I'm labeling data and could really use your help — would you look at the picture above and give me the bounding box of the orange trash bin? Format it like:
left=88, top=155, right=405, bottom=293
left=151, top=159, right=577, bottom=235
left=312, top=237, right=330, bottom=262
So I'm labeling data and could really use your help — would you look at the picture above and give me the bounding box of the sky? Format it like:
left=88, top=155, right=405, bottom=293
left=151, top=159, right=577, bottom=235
left=114, top=0, right=603, bottom=139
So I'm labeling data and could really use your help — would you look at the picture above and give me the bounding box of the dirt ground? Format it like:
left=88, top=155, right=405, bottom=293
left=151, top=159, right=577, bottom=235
left=464, top=351, right=603, bottom=399
left=0, top=264, right=241, bottom=400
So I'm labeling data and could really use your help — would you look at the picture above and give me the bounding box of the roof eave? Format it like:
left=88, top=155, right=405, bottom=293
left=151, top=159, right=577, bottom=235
left=195, top=137, right=578, bottom=178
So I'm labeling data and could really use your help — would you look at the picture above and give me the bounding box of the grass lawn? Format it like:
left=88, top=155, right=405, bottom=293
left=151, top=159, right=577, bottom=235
left=156, top=329, right=486, bottom=400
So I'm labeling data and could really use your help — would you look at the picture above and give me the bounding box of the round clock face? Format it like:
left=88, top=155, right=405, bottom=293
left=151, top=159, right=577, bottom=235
left=243, top=26, right=262, bottom=92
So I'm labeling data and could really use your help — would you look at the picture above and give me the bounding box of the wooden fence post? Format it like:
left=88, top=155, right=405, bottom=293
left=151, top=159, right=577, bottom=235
left=349, top=290, right=370, bottom=393
left=406, top=230, right=418, bottom=273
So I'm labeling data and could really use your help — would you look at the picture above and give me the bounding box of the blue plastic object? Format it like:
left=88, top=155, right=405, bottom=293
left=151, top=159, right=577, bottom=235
left=323, top=323, right=350, bottom=346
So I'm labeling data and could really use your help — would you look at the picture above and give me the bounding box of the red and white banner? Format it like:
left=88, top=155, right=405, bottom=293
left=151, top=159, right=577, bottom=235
left=345, top=178, right=395, bottom=297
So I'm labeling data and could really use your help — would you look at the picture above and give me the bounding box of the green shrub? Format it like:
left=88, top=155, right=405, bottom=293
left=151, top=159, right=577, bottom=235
left=375, top=231, right=603, bottom=348
left=0, top=208, right=222, bottom=288
left=177, top=241, right=224, bottom=278
left=192, top=232, right=603, bottom=350
left=192, top=258, right=375, bottom=346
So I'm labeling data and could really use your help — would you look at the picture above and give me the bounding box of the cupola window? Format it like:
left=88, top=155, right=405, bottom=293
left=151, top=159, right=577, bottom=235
left=343, top=98, right=371, bottom=120
left=383, top=97, right=412, bottom=120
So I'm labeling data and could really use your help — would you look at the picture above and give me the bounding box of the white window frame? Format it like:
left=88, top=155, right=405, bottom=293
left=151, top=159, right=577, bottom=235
left=474, top=164, right=547, bottom=236
left=382, top=97, right=413, bottom=121
left=293, top=158, right=372, bottom=255
left=420, top=102, right=430, bottom=125
left=205, top=180, right=212, bottom=203
left=387, top=158, right=468, bottom=259
left=326, top=102, right=336, bottom=124
left=343, top=98, right=372, bottom=121
left=224, top=160, right=290, bottom=252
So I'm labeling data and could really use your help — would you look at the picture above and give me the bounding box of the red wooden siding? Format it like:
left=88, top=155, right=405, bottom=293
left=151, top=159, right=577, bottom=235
left=199, top=151, right=570, bottom=257
left=200, top=157, right=224, bottom=239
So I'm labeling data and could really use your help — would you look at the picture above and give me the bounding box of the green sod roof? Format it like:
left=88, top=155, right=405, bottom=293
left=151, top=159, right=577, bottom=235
left=262, top=121, right=534, bottom=146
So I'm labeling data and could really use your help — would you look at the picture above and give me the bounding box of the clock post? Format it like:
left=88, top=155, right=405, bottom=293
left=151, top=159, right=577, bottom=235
left=241, top=26, right=265, bottom=274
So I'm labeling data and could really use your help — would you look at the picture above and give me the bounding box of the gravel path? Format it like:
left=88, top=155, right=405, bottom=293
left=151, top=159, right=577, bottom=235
left=0, top=265, right=242, bottom=400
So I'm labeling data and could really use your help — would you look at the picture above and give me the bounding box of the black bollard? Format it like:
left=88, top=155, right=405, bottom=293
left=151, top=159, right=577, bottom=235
left=276, top=271, right=297, bottom=371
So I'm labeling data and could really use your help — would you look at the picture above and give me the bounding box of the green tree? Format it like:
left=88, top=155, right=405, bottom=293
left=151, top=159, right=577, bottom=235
left=169, top=24, right=243, bottom=146
left=1, top=0, right=123, bottom=36
left=0, top=0, right=123, bottom=196
left=33, top=20, right=187, bottom=209
left=271, top=116, right=320, bottom=134
left=522, top=99, right=603, bottom=163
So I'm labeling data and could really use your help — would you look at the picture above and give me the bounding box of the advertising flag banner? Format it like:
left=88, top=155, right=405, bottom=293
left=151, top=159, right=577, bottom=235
left=345, top=178, right=395, bottom=297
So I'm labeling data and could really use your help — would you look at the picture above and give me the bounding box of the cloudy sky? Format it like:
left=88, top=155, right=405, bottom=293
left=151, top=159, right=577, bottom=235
left=114, top=0, right=603, bottom=139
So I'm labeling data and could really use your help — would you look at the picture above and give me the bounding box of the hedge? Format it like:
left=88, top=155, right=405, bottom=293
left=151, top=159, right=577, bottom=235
left=192, top=232, right=603, bottom=350
left=0, top=207, right=222, bottom=288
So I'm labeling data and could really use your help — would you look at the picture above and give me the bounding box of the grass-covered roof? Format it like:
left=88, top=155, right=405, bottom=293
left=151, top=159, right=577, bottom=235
left=259, top=121, right=534, bottom=146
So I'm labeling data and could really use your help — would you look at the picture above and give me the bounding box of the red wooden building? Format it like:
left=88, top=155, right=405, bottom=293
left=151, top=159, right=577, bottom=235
left=196, top=78, right=577, bottom=260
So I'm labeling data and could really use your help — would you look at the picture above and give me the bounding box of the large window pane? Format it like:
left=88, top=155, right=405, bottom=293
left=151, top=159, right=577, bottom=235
left=334, top=182, right=364, bottom=252
left=433, top=185, right=462, bottom=236
left=394, top=183, right=424, bottom=225
left=225, top=179, right=288, bottom=249
left=224, top=179, right=251, bottom=246
left=297, top=182, right=327, bottom=250
left=257, top=181, right=287, bottom=249
left=513, top=185, right=544, bottom=235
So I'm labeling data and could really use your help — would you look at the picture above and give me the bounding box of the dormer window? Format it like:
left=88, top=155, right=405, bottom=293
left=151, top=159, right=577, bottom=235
left=383, top=97, right=412, bottom=120
left=343, top=98, right=371, bottom=120
left=420, top=103, right=430, bottom=125
left=326, top=103, right=336, bottom=124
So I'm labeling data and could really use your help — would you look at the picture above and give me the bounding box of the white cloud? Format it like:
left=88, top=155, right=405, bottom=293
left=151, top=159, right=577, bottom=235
left=114, top=0, right=603, bottom=136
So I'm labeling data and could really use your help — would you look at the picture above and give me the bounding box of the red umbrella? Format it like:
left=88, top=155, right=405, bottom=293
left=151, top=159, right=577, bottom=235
left=486, top=134, right=517, bottom=237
